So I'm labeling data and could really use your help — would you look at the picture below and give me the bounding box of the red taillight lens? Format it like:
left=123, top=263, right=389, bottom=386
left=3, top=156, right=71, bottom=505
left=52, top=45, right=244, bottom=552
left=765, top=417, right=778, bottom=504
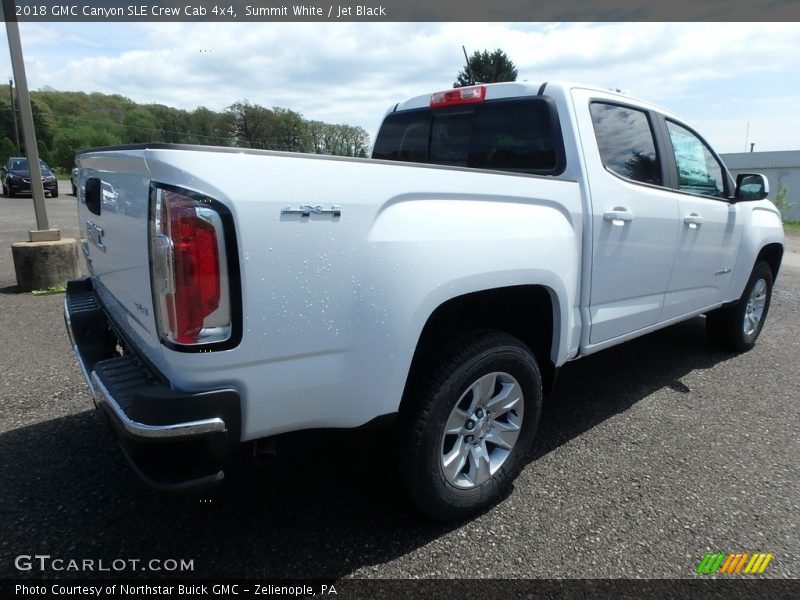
left=166, top=193, right=221, bottom=343
left=430, top=85, right=486, bottom=108
left=150, top=187, right=231, bottom=347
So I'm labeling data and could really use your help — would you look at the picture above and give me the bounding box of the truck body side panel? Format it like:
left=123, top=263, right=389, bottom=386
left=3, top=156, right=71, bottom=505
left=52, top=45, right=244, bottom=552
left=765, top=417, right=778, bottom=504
left=78, top=147, right=582, bottom=440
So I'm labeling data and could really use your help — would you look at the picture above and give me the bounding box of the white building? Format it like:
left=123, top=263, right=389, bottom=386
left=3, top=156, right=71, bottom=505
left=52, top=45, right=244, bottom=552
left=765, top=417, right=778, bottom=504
left=720, top=150, right=800, bottom=221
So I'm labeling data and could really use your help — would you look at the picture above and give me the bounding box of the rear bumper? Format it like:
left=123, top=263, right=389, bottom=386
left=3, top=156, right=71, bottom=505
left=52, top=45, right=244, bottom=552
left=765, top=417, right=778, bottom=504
left=63, top=278, right=241, bottom=491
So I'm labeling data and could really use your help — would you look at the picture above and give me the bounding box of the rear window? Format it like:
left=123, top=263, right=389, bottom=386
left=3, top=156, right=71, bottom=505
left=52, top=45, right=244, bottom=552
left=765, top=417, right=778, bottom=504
left=372, top=98, right=564, bottom=175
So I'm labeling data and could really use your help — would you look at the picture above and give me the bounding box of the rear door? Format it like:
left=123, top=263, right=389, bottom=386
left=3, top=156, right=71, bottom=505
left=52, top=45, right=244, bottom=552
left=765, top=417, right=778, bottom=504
left=572, top=91, right=680, bottom=344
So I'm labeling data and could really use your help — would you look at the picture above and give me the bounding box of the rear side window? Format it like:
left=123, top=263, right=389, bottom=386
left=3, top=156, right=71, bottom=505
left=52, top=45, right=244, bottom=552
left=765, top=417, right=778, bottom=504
left=590, top=102, right=662, bottom=185
left=372, top=98, right=564, bottom=175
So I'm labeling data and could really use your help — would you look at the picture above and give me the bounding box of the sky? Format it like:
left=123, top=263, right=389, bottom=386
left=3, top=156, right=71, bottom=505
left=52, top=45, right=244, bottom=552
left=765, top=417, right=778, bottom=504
left=2, top=21, right=799, bottom=154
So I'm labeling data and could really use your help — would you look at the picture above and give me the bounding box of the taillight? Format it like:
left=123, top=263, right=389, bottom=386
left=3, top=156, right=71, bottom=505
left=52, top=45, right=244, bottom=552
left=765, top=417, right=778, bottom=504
left=149, top=185, right=232, bottom=347
left=430, top=85, right=486, bottom=108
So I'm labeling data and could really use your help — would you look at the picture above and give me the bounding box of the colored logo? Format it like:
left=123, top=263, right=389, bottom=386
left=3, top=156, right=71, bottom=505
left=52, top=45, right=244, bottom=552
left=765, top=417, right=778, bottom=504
left=696, top=552, right=773, bottom=575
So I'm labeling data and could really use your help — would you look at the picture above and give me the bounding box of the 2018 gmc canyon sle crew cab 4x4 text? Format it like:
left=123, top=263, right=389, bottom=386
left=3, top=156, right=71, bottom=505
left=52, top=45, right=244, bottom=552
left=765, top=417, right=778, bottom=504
left=64, top=81, right=783, bottom=520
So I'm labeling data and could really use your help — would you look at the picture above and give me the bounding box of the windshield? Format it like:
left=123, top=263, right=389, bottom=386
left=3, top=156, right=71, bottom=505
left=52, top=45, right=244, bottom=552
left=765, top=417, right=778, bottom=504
left=10, top=158, right=51, bottom=173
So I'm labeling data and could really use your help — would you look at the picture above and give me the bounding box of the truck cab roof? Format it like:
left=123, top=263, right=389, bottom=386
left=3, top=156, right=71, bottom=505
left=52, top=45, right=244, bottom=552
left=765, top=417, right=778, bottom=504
left=391, top=80, right=679, bottom=122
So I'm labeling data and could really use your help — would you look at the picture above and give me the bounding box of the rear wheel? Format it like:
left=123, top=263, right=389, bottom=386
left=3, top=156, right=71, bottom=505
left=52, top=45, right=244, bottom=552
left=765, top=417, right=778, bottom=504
left=707, top=261, right=773, bottom=352
left=397, top=330, right=542, bottom=520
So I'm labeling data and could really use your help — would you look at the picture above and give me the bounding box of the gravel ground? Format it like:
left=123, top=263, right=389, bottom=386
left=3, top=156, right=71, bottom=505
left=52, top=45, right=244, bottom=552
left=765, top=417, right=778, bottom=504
left=0, top=182, right=798, bottom=582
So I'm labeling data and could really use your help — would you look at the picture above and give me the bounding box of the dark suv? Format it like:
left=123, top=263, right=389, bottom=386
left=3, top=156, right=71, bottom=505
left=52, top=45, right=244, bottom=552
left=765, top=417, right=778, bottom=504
left=2, top=157, right=59, bottom=198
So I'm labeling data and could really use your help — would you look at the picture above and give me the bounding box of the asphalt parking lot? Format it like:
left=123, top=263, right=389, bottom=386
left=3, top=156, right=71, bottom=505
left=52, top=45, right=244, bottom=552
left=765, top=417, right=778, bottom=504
left=0, top=180, right=798, bottom=582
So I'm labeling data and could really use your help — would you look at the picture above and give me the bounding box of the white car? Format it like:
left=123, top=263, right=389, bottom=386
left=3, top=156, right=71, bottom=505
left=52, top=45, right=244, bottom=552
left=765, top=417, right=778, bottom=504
left=65, top=81, right=784, bottom=519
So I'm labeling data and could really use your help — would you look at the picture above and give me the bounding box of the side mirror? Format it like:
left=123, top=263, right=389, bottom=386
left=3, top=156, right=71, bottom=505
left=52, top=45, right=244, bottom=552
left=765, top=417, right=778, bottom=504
left=734, top=173, right=769, bottom=201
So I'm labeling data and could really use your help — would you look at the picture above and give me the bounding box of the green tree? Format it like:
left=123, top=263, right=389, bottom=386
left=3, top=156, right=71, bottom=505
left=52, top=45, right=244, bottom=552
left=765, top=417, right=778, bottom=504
left=226, top=100, right=279, bottom=148
left=454, top=49, right=518, bottom=87
left=0, top=94, right=55, bottom=155
left=338, top=124, right=370, bottom=157
left=271, top=107, right=309, bottom=152
left=30, top=97, right=56, bottom=150
left=148, top=103, right=193, bottom=144
left=0, top=97, right=19, bottom=153
left=306, top=120, right=328, bottom=154
left=4, top=88, right=371, bottom=162
left=0, top=136, right=16, bottom=166
left=124, top=106, right=160, bottom=143
left=189, top=106, right=232, bottom=146
left=774, top=182, right=794, bottom=220
left=51, top=125, right=121, bottom=169
left=37, top=140, right=52, bottom=167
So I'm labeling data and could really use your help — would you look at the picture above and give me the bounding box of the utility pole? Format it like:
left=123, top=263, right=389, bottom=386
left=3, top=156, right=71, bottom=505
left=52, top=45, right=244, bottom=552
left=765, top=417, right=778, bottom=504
left=744, top=122, right=750, bottom=153
left=3, top=0, right=77, bottom=295
left=9, top=78, right=20, bottom=153
left=3, top=0, right=55, bottom=240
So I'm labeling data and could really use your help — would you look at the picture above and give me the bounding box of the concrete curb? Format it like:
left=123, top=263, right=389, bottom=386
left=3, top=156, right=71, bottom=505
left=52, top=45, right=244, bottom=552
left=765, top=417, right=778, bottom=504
left=11, top=238, right=80, bottom=293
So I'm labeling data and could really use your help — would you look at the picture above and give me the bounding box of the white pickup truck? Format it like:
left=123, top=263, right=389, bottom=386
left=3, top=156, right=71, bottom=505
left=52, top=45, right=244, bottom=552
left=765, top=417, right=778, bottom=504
left=64, top=81, right=784, bottom=520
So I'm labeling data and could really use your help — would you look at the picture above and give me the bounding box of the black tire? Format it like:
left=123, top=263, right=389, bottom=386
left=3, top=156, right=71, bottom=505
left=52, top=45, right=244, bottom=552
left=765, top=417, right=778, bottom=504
left=6, top=185, right=14, bottom=198
left=706, top=261, right=773, bottom=352
left=396, top=330, right=542, bottom=521
left=71, top=182, right=77, bottom=196
left=51, top=189, right=59, bottom=198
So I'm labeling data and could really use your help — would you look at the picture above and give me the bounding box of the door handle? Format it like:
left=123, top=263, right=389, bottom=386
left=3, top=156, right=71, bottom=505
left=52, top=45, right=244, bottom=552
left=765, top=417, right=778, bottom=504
left=684, top=213, right=704, bottom=228
left=603, top=208, right=634, bottom=224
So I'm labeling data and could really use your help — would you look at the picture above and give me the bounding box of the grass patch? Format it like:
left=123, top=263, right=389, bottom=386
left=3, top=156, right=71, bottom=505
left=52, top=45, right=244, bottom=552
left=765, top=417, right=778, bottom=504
left=31, top=284, right=66, bottom=296
left=783, top=221, right=800, bottom=234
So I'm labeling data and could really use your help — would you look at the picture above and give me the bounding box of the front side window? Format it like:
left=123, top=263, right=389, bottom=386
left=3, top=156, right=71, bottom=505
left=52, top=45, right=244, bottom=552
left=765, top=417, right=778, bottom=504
left=590, top=102, right=662, bottom=185
left=665, top=120, right=725, bottom=198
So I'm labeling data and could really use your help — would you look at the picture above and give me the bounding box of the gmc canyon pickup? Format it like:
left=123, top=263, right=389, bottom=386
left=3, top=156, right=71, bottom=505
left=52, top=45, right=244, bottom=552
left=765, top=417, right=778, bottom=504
left=64, top=81, right=784, bottom=520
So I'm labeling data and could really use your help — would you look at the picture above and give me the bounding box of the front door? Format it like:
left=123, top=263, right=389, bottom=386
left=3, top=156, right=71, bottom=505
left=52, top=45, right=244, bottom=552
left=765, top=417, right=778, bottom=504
left=659, top=119, right=742, bottom=321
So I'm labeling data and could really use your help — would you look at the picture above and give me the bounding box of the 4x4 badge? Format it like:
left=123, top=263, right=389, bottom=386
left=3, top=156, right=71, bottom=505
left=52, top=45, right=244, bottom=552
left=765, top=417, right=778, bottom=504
left=281, top=205, right=341, bottom=218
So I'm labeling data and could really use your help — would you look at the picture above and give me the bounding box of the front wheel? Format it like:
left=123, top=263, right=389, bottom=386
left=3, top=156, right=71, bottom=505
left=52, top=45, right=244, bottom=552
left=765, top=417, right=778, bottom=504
left=707, top=261, right=774, bottom=352
left=396, top=330, right=542, bottom=521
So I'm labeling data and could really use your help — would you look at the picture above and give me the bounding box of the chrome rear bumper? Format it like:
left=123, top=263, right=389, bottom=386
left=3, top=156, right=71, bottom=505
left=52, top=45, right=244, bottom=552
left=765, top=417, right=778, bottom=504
left=63, top=277, right=240, bottom=491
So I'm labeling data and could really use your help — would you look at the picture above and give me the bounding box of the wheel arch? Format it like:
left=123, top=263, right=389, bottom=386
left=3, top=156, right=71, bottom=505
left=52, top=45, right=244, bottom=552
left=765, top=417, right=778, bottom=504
left=399, top=285, right=559, bottom=418
left=757, top=242, right=784, bottom=282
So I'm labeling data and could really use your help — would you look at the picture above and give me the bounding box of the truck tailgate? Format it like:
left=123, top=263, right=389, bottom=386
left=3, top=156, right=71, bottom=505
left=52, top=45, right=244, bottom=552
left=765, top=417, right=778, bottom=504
left=76, top=149, right=162, bottom=367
